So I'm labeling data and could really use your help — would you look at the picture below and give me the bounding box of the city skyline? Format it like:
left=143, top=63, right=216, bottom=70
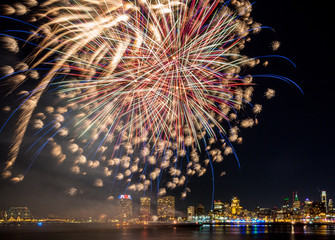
left=1, top=189, right=334, bottom=220
left=0, top=0, right=334, bottom=220
left=1, top=190, right=334, bottom=223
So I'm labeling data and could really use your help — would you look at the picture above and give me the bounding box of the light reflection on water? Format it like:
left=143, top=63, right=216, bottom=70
left=1, top=224, right=335, bottom=240
left=191, top=225, right=335, bottom=240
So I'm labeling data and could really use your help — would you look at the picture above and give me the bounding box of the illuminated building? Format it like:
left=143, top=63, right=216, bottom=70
left=214, top=200, right=223, bottom=211
left=195, top=204, right=205, bottom=216
left=310, top=201, right=326, bottom=217
left=6, top=207, right=33, bottom=221
left=223, top=203, right=230, bottom=216
left=304, top=198, right=313, bottom=206
left=211, top=200, right=229, bottom=218
left=118, top=195, right=133, bottom=220
left=139, top=197, right=151, bottom=221
left=213, top=200, right=223, bottom=216
left=0, top=210, right=7, bottom=220
left=303, top=198, right=313, bottom=216
left=328, top=199, right=333, bottom=212
left=290, top=192, right=302, bottom=219
left=282, top=196, right=290, bottom=218
left=292, top=192, right=301, bottom=210
left=321, top=191, right=327, bottom=212
left=187, top=206, right=195, bottom=220
left=283, top=197, right=290, bottom=209
left=258, top=208, right=271, bottom=220
left=230, top=197, right=242, bottom=215
left=157, top=196, right=175, bottom=221
left=275, top=210, right=285, bottom=221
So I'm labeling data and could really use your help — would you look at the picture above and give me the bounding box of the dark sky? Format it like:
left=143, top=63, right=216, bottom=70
left=0, top=0, right=334, bottom=218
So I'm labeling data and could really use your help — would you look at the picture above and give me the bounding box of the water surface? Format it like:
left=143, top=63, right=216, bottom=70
left=1, top=224, right=335, bottom=240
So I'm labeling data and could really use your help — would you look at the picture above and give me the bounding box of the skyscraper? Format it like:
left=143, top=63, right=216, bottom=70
left=328, top=199, right=333, bottom=212
left=118, top=195, right=132, bottom=220
left=321, top=191, right=327, bottom=212
left=303, top=198, right=313, bottom=215
left=157, top=196, right=175, bottom=221
left=187, top=206, right=195, bottom=220
left=140, top=197, right=151, bottom=221
left=214, top=200, right=223, bottom=213
left=282, top=197, right=290, bottom=213
left=195, top=204, right=205, bottom=216
left=292, top=192, right=301, bottom=210
left=213, top=200, right=225, bottom=217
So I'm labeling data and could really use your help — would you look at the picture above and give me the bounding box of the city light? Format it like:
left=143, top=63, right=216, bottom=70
left=118, top=195, right=132, bottom=200
left=1, top=191, right=334, bottom=226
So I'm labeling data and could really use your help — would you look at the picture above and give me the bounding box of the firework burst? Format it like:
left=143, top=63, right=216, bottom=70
left=0, top=0, right=298, bottom=198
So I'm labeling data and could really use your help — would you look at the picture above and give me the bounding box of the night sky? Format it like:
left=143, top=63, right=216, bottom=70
left=0, top=0, right=334, bottom=218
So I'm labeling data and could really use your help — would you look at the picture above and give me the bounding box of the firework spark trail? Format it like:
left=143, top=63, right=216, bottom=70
left=0, top=0, right=299, bottom=197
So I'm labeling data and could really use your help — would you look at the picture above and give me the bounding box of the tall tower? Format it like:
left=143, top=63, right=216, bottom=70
left=118, top=195, right=133, bottom=220
left=157, top=196, right=175, bottom=221
left=140, top=197, right=151, bottom=221
left=292, top=192, right=301, bottom=210
left=321, top=191, right=327, bottom=212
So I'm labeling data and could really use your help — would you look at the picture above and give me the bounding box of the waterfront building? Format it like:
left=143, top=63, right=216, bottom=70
left=118, top=195, right=132, bottom=220
left=139, top=197, right=151, bottom=221
left=157, top=196, right=175, bottom=221
left=258, top=208, right=271, bottom=220
left=6, top=207, right=34, bottom=221
left=321, top=191, right=327, bottom=212
left=187, top=206, right=195, bottom=220
left=241, top=209, right=255, bottom=220
left=275, top=210, right=285, bottom=221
